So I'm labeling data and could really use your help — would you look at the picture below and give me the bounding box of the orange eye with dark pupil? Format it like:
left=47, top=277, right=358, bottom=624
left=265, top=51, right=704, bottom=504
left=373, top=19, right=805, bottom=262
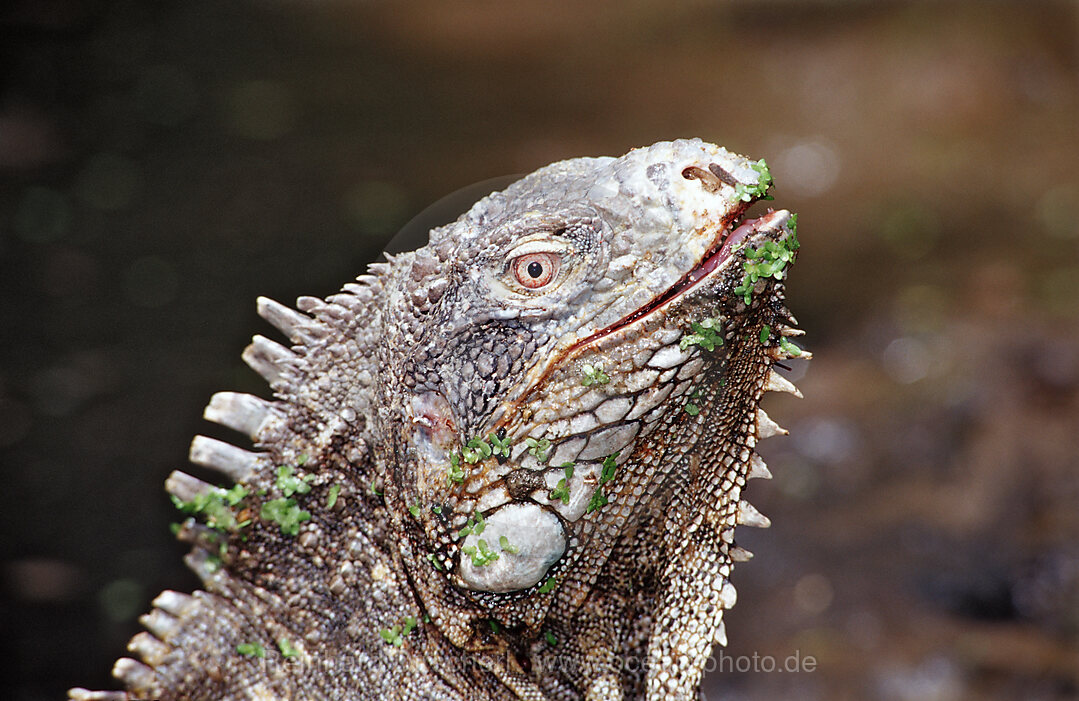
left=512, top=252, right=558, bottom=289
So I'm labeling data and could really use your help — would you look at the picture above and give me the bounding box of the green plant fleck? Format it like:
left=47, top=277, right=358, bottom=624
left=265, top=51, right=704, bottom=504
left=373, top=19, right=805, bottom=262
left=369, top=479, right=383, bottom=497
left=538, top=577, right=558, bottom=594
left=679, top=318, right=723, bottom=351
left=296, top=453, right=308, bottom=465
left=478, top=539, right=499, bottom=563
left=277, top=638, right=298, bottom=658
left=544, top=631, right=559, bottom=646
left=170, top=484, right=248, bottom=532
left=236, top=642, right=265, bottom=658
left=275, top=464, right=313, bottom=498
left=600, top=453, right=619, bottom=484
left=456, top=511, right=486, bottom=539
left=447, top=453, right=465, bottom=484
left=223, top=484, right=248, bottom=505
left=785, top=212, right=800, bottom=250
left=732, top=223, right=800, bottom=305
left=379, top=625, right=403, bottom=647
left=587, top=453, right=620, bottom=513
left=581, top=363, right=611, bottom=386
left=525, top=437, right=551, bottom=463
left=488, top=619, right=501, bottom=634
left=378, top=617, right=417, bottom=647
left=548, top=464, right=574, bottom=504
left=260, top=498, right=311, bottom=536
left=684, top=402, right=699, bottom=416
left=587, top=488, right=609, bottom=513
left=779, top=337, right=803, bottom=356
left=488, top=432, right=512, bottom=457
left=431, top=505, right=442, bottom=515
left=326, top=484, right=341, bottom=509
left=498, top=535, right=520, bottom=554
left=548, top=481, right=570, bottom=504
left=427, top=553, right=444, bottom=571
left=409, top=502, right=421, bottom=519
left=760, top=325, right=771, bottom=344
left=462, top=435, right=493, bottom=464
left=733, top=159, right=774, bottom=202
left=462, top=539, right=500, bottom=567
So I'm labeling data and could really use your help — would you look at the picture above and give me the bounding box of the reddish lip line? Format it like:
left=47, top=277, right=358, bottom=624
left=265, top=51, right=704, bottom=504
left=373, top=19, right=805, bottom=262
left=569, top=206, right=788, bottom=352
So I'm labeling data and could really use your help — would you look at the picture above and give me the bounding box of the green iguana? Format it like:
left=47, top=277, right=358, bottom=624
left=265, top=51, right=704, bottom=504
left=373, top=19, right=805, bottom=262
left=70, top=138, right=807, bottom=700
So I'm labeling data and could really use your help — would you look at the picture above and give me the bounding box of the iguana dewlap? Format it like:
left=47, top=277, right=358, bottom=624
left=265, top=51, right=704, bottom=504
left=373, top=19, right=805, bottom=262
left=71, top=138, right=806, bottom=701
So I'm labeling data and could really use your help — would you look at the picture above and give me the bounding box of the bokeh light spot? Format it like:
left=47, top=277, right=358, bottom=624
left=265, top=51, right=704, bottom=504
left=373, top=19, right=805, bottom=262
left=5, top=559, right=82, bottom=603
left=14, top=187, right=72, bottom=243
left=777, top=460, right=821, bottom=501
left=882, top=336, right=930, bottom=384
left=894, top=283, right=947, bottom=334
left=226, top=80, right=296, bottom=140
left=75, top=152, right=142, bottom=211
left=1036, top=183, right=1078, bottom=240
left=796, top=417, right=860, bottom=464
left=342, top=180, right=411, bottom=236
left=1036, top=267, right=1079, bottom=318
left=123, top=256, right=180, bottom=308
left=775, top=138, right=840, bottom=198
left=98, top=578, right=144, bottom=623
left=875, top=656, right=963, bottom=701
left=794, top=573, right=834, bottom=615
left=135, top=64, right=199, bottom=127
left=877, top=202, right=941, bottom=260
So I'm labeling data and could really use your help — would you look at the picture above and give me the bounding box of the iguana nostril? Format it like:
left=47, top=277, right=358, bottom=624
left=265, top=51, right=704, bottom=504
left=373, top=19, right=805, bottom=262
left=681, top=165, right=723, bottom=193
left=707, top=162, right=739, bottom=187
left=682, top=164, right=740, bottom=192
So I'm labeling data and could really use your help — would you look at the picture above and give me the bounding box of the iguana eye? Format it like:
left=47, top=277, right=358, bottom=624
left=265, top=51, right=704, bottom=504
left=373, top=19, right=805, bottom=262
left=512, top=252, right=559, bottom=289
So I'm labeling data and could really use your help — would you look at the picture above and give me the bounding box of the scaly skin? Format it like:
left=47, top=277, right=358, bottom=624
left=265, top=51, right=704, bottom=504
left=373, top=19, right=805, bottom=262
left=71, top=139, right=806, bottom=701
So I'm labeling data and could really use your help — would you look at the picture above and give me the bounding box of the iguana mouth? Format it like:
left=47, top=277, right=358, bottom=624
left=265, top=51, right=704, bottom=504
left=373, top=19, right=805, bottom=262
left=573, top=206, right=792, bottom=351
left=502, top=203, right=791, bottom=428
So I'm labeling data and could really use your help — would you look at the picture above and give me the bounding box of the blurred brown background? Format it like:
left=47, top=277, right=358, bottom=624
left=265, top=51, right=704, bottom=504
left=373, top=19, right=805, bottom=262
left=1, top=1, right=1076, bottom=699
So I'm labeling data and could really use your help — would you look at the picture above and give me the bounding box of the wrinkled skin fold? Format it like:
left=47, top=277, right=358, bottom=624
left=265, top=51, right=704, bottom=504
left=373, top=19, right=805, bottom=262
left=71, top=139, right=807, bottom=701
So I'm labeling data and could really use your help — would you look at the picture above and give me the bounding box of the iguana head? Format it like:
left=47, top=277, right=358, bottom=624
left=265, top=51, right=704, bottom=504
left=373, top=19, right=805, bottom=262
left=72, top=139, right=804, bottom=701
left=377, top=139, right=798, bottom=603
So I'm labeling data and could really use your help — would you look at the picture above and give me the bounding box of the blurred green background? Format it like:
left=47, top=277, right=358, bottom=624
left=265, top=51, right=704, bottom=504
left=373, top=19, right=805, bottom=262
left=1, top=1, right=1076, bottom=699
